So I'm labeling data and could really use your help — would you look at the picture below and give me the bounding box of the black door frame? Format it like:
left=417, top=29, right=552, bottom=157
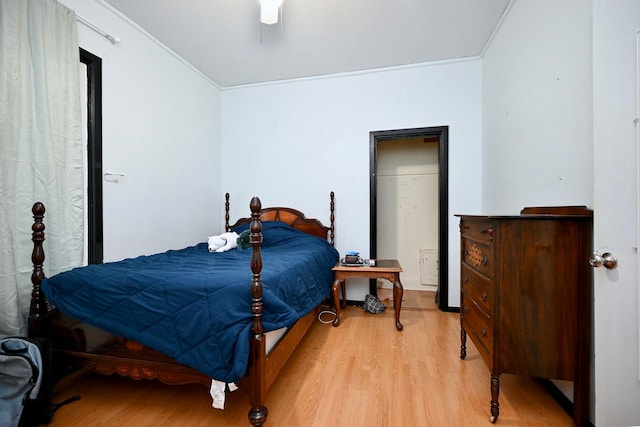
left=369, top=126, right=452, bottom=311
left=80, top=48, right=103, bottom=265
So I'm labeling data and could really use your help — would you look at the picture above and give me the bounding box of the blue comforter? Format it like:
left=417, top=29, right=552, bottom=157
left=41, top=221, right=339, bottom=382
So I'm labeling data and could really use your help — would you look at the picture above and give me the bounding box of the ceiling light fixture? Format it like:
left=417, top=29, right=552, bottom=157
left=259, top=0, right=283, bottom=25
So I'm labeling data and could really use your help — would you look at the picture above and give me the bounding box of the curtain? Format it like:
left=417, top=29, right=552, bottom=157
left=0, top=0, right=84, bottom=337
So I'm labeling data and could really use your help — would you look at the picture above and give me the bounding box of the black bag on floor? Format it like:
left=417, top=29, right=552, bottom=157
left=0, top=337, right=54, bottom=427
left=362, top=294, right=386, bottom=314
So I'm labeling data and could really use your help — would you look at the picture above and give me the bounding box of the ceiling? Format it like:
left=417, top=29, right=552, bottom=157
left=103, top=0, right=511, bottom=87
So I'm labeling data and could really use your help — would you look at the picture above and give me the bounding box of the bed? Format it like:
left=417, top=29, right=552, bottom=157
left=27, top=192, right=338, bottom=427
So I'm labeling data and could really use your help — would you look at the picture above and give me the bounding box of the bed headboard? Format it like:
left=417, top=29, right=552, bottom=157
left=225, top=192, right=335, bottom=246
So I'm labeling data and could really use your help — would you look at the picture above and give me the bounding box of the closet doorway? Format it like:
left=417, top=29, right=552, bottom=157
left=80, top=48, right=103, bottom=265
left=369, top=126, right=450, bottom=311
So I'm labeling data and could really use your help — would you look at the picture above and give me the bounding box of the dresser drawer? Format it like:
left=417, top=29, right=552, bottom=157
left=461, top=297, right=493, bottom=357
left=460, top=219, right=493, bottom=244
left=461, top=264, right=492, bottom=313
left=462, top=238, right=493, bottom=278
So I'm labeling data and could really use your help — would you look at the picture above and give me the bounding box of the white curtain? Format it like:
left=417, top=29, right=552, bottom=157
left=0, top=0, right=84, bottom=337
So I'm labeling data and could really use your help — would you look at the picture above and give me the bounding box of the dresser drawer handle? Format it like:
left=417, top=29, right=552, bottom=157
left=480, top=227, right=493, bottom=238
left=481, top=257, right=488, bottom=266
left=463, top=306, right=468, bottom=313
left=463, top=277, right=468, bottom=284
left=481, top=329, right=487, bottom=337
left=482, top=292, right=488, bottom=301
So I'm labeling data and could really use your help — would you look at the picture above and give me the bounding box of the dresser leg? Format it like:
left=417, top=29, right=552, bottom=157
left=490, top=374, right=500, bottom=423
left=460, top=328, right=467, bottom=360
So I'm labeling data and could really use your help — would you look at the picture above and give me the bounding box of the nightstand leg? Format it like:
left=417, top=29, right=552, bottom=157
left=393, top=275, right=403, bottom=331
left=331, top=279, right=342, bottom=327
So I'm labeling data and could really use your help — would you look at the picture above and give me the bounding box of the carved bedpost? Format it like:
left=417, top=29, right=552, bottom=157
left=248, top=196, right=267, bottom=427
left=224, top=192, right=230, bottom=231
left=28, top=202, right=47, bottom=337
left=329, top=191, right=335, bottom=246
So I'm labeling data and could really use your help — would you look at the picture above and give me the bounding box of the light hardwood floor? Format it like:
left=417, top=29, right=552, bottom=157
left=47, top=292, right=574, bottom=426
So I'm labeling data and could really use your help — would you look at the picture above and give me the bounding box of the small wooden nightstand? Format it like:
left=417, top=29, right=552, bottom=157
left=331, top=259, right=404, bottom=331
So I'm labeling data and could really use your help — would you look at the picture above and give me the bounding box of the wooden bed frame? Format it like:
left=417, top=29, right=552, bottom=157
left=27, top=192, right=336, bottom=427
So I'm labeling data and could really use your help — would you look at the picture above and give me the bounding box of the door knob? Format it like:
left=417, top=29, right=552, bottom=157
left=589, top=252, right=618, bottom=269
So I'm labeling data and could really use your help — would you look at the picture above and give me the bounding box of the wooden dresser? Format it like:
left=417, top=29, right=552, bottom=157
left=457, top=206, right=592, bottom=426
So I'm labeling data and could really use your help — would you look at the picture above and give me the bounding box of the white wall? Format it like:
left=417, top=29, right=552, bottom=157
left=58, top=0, right=222, bottom=261
left=482, top=0, right=593, bottom=214
left=221, top=61, right=483, bottom=304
